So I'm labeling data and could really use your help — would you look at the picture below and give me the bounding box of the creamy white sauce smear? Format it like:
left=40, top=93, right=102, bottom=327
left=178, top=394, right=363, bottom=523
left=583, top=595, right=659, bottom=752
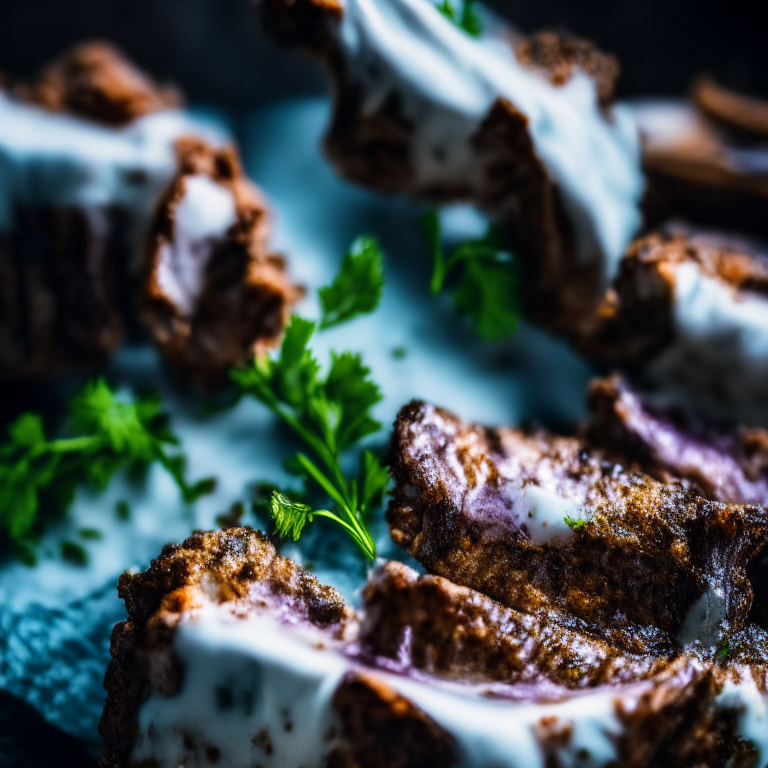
left=515, top=483, right=584, bottom=545
left=676, top=584, right=728, bottom=648
left=649, top=261, right=768, bottom=425
left=155, top=174, right=238, bottom=313
left=133, top=604, right=644, bottom=768
left=336, top=0, right=643, bottom=281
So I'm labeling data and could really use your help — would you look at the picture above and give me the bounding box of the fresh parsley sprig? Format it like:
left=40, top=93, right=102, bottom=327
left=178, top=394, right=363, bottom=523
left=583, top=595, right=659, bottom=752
left=422, top=208, right=520, bottom=341
left=0, top=378, right=215, bottom=543
left=435, top=0, right=481, bottom=37
left=232, top=237, right=389, bottom=559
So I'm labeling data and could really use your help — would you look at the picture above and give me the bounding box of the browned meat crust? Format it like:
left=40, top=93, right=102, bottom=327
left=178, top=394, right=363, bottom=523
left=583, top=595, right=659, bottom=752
left=0, top=44, right=175, bottom=380
left=471, top=98, right=606, bottom=334
left=100, top=528, right=461, bottom=768
left=257, top=0, right=622, bottom=333
left=360, top=563, right=755, bottom=768
left=585, top=374, right=768, bottom=506
left=579, top=230, right=768, bottom=364
left=514, top=31, right=619, bottom=108
left=259, top=0, right=343, bottom=57
left=140, top=138, right=301, bottom=385
left=16, top=41, right=180, bottom=126
left=361, top=561, right=666, bottom=689
left=388, top=401, right=768, bottom=659
left=99, top=528, right=353, bottom=768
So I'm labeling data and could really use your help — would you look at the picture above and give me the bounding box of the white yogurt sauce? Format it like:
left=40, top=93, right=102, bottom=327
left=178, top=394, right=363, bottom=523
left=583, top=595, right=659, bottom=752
left=154, top=174, right=238, bottom=313
left=391, top=668, right=625, bottom=768
left=648, top=261, right=768, bottom=426
left=132, top=606, right=348, bottom=768
left=335, top=0, right=643, bottom=281
left=504, top=482, right=585, bottom=545
left=133, top=603, right=643, bottom=768
left=715, top=669, right=768, bottom=767
left=0, top=92, right=226, bottom=264
left=676, top=584, right=728, bottom=648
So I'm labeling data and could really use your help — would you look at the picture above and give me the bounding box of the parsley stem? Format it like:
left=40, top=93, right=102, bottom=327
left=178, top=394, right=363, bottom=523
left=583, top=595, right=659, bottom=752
left=295, top=453, right=350, bottom=515
left=313, top=509, right=375, bottom=558
left=46, top=436, right=104, bottom=454
left=295, top=453, right=375, bottom=555
left=272, top=407, right=358, bottom=512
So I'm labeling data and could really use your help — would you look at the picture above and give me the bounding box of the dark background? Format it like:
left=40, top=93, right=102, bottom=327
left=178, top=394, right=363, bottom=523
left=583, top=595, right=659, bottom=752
left=2, top=0, right=768, bottom=110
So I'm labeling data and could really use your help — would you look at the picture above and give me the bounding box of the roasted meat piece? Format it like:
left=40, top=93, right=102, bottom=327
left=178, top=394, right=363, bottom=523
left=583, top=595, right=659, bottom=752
left=257, top=0, right=643, bottom=333
left=141, top=138, right=300, bottom=385
left=360, top=560, right=667, bottom=690
left=100, top=528, right=768, bottom=768
left=99, top=528, right=356, bottom=768
left=388, top=401, right=768, bottom=660
left=585, top=374, right=768, bottom=506
left=580, top=230, right=768, bottom=426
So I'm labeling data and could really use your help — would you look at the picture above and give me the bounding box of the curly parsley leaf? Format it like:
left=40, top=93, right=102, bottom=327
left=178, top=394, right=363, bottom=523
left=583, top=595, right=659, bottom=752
left=435, top=0, right=481, bottom=37
left=233, top=237, right=389, bottom=559
left=271, top=492, right=315, bottom=542
left=0, top=378, right=215, bottom=544
left=319, top=236, right=385, bottom=330
left=422, top=208, right=520, bottom=341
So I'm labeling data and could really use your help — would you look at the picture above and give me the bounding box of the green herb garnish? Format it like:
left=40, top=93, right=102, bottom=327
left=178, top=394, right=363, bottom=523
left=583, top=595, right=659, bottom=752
left=78, top=527, right=103, bottom=541
left=422, top=208, right=520, bottom=341
left=115, top=500, right=132, bottom=520
left=564, top=514, right=588, bottom=530
left=717, top=637, right=732, bottom=659
left=319, top=236, right=385, bottom=330
left=435, top=0, right=481, bottom=37
left=0, top=378, right=215, bottom=543
left=232, top=237, right=389, bottom=559
left=61, top=540, right=88, bottom=566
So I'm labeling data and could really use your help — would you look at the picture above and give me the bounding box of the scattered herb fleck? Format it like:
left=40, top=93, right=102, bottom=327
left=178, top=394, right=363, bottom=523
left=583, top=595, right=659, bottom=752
left=564, top=514, right=588, bottom=530
left=14, top=541, right=37, bottom=567
left=422, top=208, right=520, bottom=341
left=78, top=527, right=102, bottom=541
left=61, top=540, right=88, bottom=566
left=319, top=236, right=385, bottom=330
left=115, top=500, right=131, bottom=521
